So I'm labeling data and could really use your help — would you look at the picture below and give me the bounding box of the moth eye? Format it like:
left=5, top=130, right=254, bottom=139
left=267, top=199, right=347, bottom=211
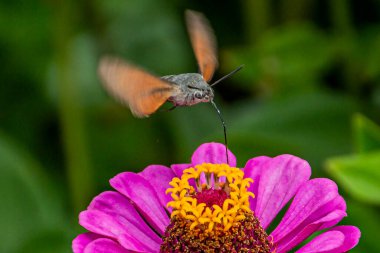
left=195, top=93, right=203, bottom=99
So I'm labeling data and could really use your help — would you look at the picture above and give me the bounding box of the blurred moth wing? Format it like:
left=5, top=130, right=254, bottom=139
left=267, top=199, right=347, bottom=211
left=185, top=10, right=218, bottom=82
left=98, top=57, right=178, bottom=118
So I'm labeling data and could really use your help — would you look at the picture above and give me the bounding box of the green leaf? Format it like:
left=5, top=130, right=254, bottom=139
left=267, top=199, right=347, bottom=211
left=326, top=151, right=380, bottom=205
left=0, top=131, right=67, bottom=252
left=353, top=26, right=380, bottom=80
left=353, top=114, right=380, bottom=153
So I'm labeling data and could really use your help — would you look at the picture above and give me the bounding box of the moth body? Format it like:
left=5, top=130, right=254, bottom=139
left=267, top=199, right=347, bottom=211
left=162, top=73, right=214, bottom=106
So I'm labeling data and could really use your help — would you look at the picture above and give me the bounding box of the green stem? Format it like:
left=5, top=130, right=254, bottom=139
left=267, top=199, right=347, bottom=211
left=54, top=0, right=94, bottom=214
left=329, top=0, right=357, bottom=92
left=330, top=0, right=353, bottom=35
left=281, top=0, right=315, bottom=23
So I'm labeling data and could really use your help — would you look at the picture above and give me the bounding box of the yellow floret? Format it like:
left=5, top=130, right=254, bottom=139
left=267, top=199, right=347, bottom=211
left=166, top=163, right=255, bottom=232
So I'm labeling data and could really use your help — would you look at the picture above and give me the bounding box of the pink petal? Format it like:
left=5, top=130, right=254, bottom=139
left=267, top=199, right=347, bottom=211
left=110, top=172, right=170, bottom=235
left=79, top=210, right=159, bottom=252
left=296, top=226, right=361, bottom=253
left=139, top=165, right=176, bottom=210
left=88, top=191, right=162, bottom=244
left=72, top=233, right=102, bottom=253
left=171, top=163, right=198, bottom=187
left=276, top=209, right=347, bottom=253
left=297, top=231, right=345, bottom=253
left=83, top=238, right=130, bottom=253
left=251, top=155, right=311, bottom=229
left=243, top=156, right=271, bottom=211
left=171, top=163, right=191, bottom=177
left=271, top=178, right=347, bottom=253
left=191, top=142, right=236, bottom=166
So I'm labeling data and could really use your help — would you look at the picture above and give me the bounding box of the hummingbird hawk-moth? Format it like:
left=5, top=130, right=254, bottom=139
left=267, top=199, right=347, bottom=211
left=98, top=9, right=242, bottom=118
left=98, top=10, right=242, bottom=163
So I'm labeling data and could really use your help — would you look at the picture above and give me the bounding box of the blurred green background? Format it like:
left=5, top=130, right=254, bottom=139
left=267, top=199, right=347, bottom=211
left=1, top=0, right=380, bottom=252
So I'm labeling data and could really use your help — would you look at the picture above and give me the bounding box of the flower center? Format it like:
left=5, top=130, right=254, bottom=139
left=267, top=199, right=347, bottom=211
left=160, top=163, right=275, bottom=252
left=195, top=188, right=228, bottom=208
left=165, top=163, right=254, bottom=232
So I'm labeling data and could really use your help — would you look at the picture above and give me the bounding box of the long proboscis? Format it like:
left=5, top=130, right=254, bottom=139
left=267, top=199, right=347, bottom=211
left=210, top=65, right=244, bottom=87
left=211, top=100, right=229, bottom=164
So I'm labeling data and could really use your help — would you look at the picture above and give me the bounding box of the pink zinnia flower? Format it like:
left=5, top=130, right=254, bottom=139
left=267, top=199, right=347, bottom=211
left=73, top=143, right=360, bottom=252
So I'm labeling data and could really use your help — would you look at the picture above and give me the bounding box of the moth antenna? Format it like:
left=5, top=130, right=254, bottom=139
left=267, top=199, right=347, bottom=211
left=211, top=100, right=229, bottom=164
left=210, top=65, right=244, bottom=87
